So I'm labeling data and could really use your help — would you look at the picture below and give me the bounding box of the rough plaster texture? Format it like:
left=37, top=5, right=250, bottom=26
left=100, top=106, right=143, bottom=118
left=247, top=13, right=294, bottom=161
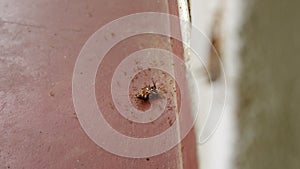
left=237, top=0, right=300, bottom=168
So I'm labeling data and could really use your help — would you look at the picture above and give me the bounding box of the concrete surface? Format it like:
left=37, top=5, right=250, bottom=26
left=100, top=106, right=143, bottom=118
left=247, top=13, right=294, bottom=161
left=237, top=0, right=300, bottom=169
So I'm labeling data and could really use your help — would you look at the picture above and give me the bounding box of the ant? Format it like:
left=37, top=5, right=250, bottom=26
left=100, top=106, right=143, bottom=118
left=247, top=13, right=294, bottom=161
left=135, top=79, right=160, bottom=101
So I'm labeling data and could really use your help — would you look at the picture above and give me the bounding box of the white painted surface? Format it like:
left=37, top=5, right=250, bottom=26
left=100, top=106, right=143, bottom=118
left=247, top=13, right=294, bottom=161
left=186, top=0, right=245, bottom=169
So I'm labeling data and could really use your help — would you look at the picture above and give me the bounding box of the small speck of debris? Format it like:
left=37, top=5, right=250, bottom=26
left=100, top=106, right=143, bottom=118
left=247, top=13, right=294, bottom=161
left=146, top=158, right=150, bottom=161
left=181, top=145, right=184, bottom=152
left=49, top=90, right=55, bottom=97
left=111, top=32, right=115, bottom=37
left=39, top=131, right=42, bottom=134
left=167, top=118, right=173, bottom=126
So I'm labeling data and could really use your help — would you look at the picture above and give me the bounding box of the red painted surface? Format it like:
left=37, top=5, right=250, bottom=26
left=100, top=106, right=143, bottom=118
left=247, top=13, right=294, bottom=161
left=0, top=0, right=198, bottom=168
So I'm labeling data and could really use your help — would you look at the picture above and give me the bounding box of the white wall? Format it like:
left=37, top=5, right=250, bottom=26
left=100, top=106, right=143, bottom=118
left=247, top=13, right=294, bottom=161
left=186, top=0, right=245, bottom=169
